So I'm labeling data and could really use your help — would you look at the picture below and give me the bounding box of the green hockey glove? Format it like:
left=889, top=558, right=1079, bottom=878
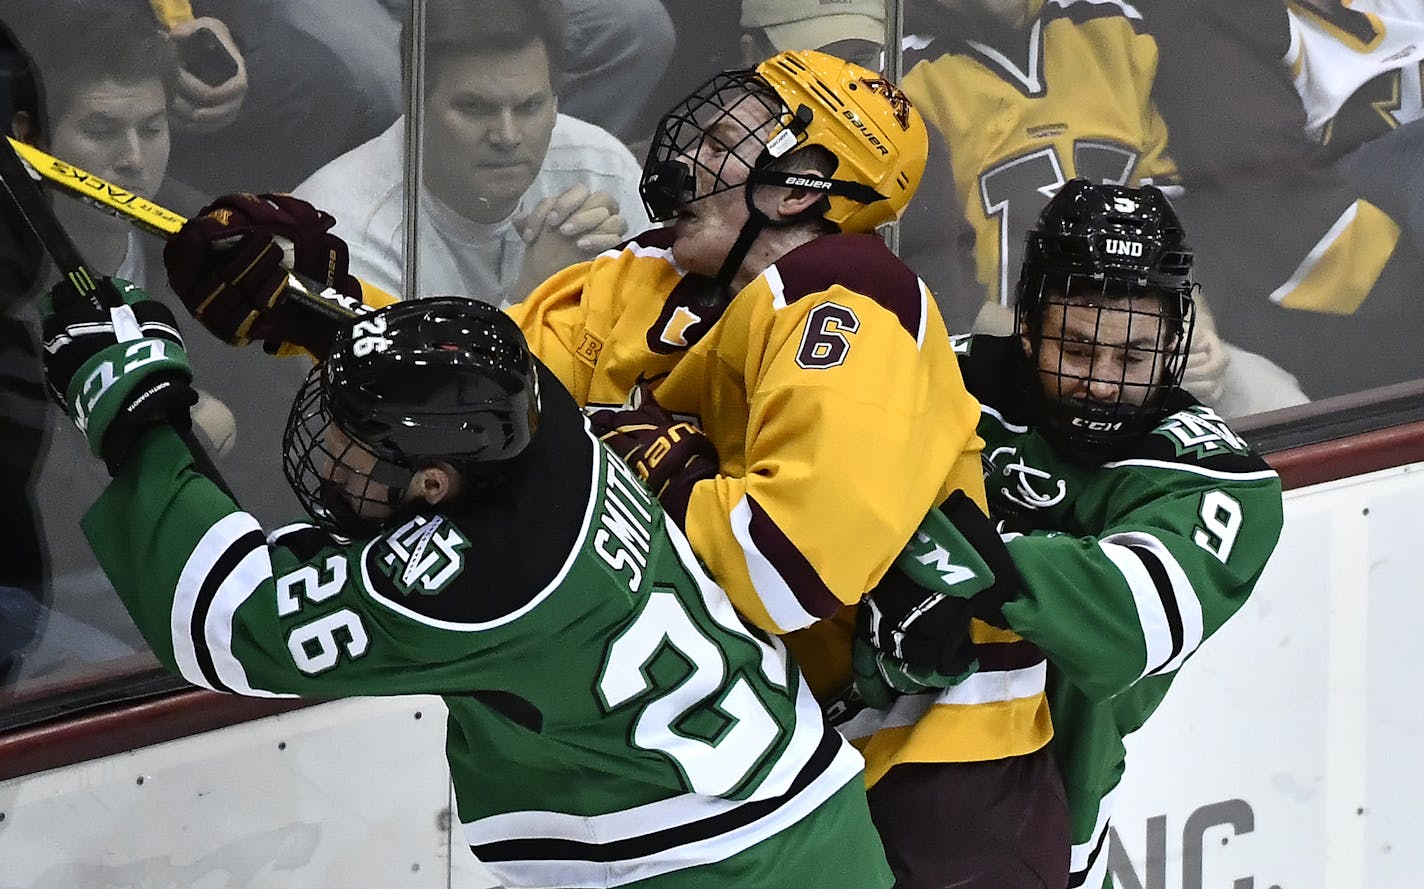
left=41, top=277, right=197, bottom=474
left=859, top=490, right=1022, bottom=678
left=852, top=609, right=979, bottom=710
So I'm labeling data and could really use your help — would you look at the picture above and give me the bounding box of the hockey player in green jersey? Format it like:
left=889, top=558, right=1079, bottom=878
left=853, top=180, right=1285, bottom=889
left=39, top=288, right=893, bottom=889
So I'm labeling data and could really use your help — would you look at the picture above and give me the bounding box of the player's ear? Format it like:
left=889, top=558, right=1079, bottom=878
left=774, top=178, right=829, bottom=220
left=410, top=462, right=463, bottom=506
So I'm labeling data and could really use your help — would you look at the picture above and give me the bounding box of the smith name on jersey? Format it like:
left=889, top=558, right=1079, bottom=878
left=80, top=359, right=889, bottom=889
left=956, top=334, right=1284, bottom=889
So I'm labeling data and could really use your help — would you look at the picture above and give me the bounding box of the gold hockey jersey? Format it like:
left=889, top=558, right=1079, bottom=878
left=508, top=229, right=1052, bottom=780
left=903, top=0, right=1180, bottom=306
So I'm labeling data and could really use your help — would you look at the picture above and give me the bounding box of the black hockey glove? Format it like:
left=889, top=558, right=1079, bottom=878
left=857, top=490, right=1023, bottom=682
left=588, top=381, right=718, bottom=527
left=41, top=277, right=197, bottom=475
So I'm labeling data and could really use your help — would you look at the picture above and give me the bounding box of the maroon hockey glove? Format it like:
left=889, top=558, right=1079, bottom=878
left=589, top=382, right=718, bottom=527
left=164, top=192, right=361, bottom=359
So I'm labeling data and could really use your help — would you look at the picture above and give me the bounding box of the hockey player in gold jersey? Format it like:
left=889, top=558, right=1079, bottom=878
left=160, top=49, right=1069, bottom=889
left=515, top=50, right=1067, bottom=889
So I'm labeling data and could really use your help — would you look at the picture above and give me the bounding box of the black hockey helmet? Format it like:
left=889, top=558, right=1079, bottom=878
left=1013, top=179, right=1197, bottom=460
left=282, top=297, right=541, bottom=536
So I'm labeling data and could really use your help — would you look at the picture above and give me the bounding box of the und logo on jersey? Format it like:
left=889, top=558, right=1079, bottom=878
left=376, top=515, right=470, bottom=596
left=1157, top=406, right=1251, bottom=458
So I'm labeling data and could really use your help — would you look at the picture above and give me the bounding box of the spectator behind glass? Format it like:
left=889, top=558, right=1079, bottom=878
left=897, top=0, right=1307, bottom=418
left=0, top=1, right=307, bottom=682
left=1147, top=0, right=1424, bottom=399
left=295, top=0, right=650, bottom=306
left=152, top=0, right=401, bottom=196
left=380, top=0, right=675, bottom=144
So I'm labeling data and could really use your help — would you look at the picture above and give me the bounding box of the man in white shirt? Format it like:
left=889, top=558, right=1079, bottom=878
left=295, top=0, right=651, bottom=306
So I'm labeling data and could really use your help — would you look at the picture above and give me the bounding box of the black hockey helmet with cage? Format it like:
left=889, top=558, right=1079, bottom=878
left=282, top=297, right=541, bottom=536
left=1013, top=179, right=1198, bottom=460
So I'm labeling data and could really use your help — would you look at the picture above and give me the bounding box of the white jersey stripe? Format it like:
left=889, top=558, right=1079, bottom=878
left=1100, top=537, right=1173, bottom=680
left=1114, top=532, right=1205, bottom=676
left=765, top=265, right=788, bottom=310
left=171, top=512, right=262, bottom=690
left=266, top=521, right=319, bottom=543
left=1070, top=783, right=1120, bottom=888
left=1102, top=458, right=1279, bottom=483
left=915, top=279, right=930, bottom=349
left=464, top=743, right=863, bottom=888
left=204, top=545, right=290, bottom=698
left=835, top=662, right=1048, bottom=743
left=1267, top=203, right=1360, bottom=305
left=617, top=242, right=677, bottom=264
left=1100, top=532, right=1205, bottom=680
left=729, top=495, right=818, bottom=633
left=980, top=404, right=1031, bottom=434
left=464, top=680, right=850, bottom=847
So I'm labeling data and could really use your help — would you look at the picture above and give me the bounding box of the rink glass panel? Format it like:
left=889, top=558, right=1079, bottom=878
left=3, top=0, right=1422, bottom=734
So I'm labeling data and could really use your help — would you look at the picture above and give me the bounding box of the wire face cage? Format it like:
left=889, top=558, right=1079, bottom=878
left=640, top=68, right=792, bottom=221
left=282, top=365, right=415, bottom=538
left=1019, top=273, right=1196, bottom=456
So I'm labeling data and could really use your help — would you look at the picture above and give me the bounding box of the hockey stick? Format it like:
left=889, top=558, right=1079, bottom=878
left=0, top=131, right=232, bottom=486
left=0, top=137, right=104, bottom=305
left=6, top=135, right=378, bottom=323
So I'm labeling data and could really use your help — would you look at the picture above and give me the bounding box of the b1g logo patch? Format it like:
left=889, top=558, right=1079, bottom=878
left=1158, top=406, right=1250, bottom=457
left=377, top=515, right=470, bottom=596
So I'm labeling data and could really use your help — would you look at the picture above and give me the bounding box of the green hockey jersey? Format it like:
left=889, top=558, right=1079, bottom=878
left=80, top=363, right=890, bottom=889
left=954, top=335, right=1284, bottom=889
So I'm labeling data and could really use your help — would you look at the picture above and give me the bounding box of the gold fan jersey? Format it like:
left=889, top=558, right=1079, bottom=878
left=508, top=228, right=1053, bottom=780
left=902, top=0, right=1180, bottom=307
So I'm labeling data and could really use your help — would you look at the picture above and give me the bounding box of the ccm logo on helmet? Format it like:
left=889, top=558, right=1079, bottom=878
left=840, top=110, right=890, bottom=156
left=1074, top=417, right=1125, bottom=432
left=1104, top=238, right=1144, bottom=257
